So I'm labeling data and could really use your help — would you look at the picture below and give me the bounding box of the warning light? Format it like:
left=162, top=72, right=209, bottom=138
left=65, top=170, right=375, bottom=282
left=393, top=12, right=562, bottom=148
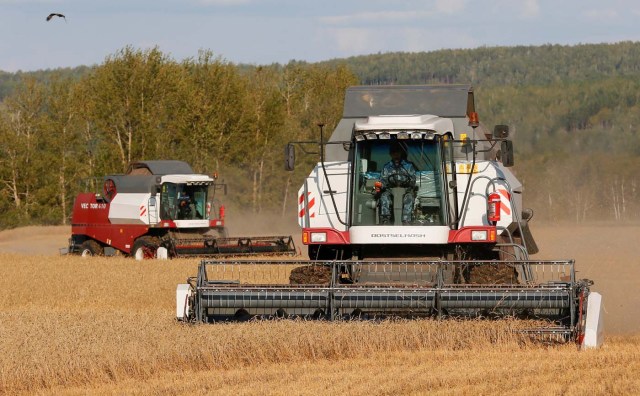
left=468, top=112, right=479, bottom=127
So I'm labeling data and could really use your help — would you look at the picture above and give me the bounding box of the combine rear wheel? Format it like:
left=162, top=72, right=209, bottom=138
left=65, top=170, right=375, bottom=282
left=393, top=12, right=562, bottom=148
left=131, top=236, right=160, bottom=260
left=80, top=240, right=104, bottom=257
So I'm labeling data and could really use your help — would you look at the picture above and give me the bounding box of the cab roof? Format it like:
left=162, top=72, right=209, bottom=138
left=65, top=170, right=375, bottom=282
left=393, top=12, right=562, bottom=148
left=126, top=160, right=194, bottom=176
left=343, top=85, right=474, bottom=119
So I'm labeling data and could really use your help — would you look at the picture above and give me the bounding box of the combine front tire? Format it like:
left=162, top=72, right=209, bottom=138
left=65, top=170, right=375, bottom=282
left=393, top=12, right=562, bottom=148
left=131, top=236, right=160, bottom=260
left=80, top=240, right=104, bottom=257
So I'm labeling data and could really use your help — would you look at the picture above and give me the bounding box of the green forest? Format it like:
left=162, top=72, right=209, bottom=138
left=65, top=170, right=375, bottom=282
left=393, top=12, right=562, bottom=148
left=1, top=42, right=640, bottom=229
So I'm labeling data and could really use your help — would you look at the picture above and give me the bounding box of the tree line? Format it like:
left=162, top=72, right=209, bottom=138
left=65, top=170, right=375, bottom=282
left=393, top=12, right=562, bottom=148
left=1, top=42, right=640, bottom=228
left=0, top=47, right=357, bottom=227
left=324, top=41, right=640, bottom=87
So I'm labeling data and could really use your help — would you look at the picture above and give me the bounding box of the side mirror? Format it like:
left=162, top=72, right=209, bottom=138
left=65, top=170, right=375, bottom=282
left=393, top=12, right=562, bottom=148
left=493, top=125, right=509, bottom=139
left=500, top=140, right=514, bottom=167
left=284, top=144, right=295, bottom=171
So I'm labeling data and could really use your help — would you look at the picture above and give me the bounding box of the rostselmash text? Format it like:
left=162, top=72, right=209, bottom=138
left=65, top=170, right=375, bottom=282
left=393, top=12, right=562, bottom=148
left=371, top=233, right=426, bottom=238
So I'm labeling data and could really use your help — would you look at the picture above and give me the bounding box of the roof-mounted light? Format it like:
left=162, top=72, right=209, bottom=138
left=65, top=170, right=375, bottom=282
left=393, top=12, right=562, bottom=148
left=379, top=132, right=391, bottom=139
left=397, top=132, right=409, bottom=139
left=355, top=134, right=365, bottom=141
left=365, top=133, right=377, bottom=140
left=410, top=132, right=422, bottom=139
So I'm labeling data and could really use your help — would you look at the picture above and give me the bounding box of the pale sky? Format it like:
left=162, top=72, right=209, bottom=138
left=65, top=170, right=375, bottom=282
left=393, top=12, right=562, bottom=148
left=2, top=0, right=640, bottom=72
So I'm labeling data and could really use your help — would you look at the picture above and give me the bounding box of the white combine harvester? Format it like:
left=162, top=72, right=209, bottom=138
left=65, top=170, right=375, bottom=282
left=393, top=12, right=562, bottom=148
left=67, top=160, right=295, bottom=259
left=177, top=85, right=603, bottom=348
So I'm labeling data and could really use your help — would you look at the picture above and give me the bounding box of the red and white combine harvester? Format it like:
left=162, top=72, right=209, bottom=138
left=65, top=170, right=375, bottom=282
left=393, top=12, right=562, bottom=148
left=177, top=85, right=603, bottom=348
left=68, top=160, right=295, bottom=259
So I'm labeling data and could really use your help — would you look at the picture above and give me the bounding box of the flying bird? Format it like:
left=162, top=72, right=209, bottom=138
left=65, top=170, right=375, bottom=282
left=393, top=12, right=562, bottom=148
left=46, top=13, right=66, bottom=22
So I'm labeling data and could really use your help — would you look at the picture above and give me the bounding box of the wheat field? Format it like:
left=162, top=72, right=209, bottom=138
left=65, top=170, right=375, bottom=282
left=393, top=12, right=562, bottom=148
left=0, top=224, right=639, bottom=395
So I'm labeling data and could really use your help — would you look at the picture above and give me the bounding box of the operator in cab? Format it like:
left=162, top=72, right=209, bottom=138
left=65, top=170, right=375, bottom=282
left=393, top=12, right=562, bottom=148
left=177, top=194, right=201, bottom=220
left=376, top=142, right=417, bottom=225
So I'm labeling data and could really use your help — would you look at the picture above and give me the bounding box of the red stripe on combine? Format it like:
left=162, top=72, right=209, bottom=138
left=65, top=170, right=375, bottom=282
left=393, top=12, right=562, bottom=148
left=299, top=192, right=311, bottom=204
left=299, top=193, right=314, bottom=218
left=498, top=189, right=511, bottom=215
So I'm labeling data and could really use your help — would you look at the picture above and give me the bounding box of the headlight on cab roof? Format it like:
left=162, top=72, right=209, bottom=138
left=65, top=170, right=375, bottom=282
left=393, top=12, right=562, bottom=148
left=471, top=230, right=488, bottom=241
left=310, top=232, right=327, bottom=243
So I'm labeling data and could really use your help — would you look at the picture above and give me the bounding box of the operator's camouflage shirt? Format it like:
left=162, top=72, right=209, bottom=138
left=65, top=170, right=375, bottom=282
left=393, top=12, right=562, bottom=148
left=380, top=159, right=417, bottom=189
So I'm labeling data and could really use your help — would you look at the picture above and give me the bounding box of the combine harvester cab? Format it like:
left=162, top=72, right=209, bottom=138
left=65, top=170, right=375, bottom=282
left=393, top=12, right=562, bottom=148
left=68, top=160, right=295, bottom=259
left=178, top=85, right=603, bottom=348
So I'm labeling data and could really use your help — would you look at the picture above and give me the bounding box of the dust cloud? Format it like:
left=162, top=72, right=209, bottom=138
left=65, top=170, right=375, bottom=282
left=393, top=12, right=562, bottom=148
left=223, top=209, right=300, bottom=241
left=531, top=223, right=640, bottom=334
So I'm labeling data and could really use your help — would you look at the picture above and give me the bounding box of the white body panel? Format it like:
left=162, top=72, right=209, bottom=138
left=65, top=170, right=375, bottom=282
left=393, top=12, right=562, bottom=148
left=173, top=219, right=210, bottom=228
left=161, top=174, right=214, bottom=184
left=454, top=161, right=522, bottom=233
left=298, top=161, right=350, bottom=231
left=176, top=284, right=192, bottom=320
left=108, top=193, right=152, bottom=225
left=109, top=172, right=214, bottom=227
left=350, top=226, right=450, bottom=244
left=354, top=114, right=454, bottom=133
left=582, top=292, right=604, bottom=349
